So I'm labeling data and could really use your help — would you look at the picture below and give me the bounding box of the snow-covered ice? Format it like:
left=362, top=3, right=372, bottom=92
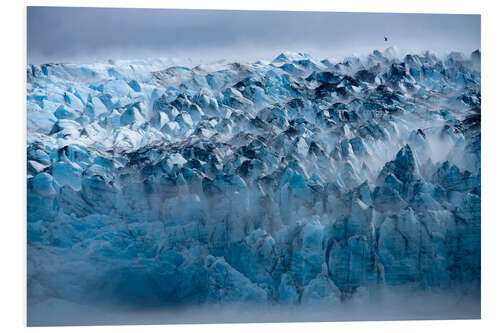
left=27, top=48, right=481, bottom=325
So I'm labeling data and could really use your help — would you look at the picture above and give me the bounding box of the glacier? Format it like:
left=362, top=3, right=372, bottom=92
left=26, top=48, right=481, bottom=325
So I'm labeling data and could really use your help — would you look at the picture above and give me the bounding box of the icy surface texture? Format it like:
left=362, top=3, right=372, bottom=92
left=27, top=49, right=480, bottom=323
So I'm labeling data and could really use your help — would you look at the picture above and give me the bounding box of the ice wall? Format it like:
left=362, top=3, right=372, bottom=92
left=27, top=48, right=481, bottom=325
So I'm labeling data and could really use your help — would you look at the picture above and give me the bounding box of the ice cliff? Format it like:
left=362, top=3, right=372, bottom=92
left=27, top=48, right=481, bottom=323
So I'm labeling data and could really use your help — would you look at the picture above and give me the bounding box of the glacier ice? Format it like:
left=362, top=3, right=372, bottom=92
left=27, top=49, right=480, bottom=325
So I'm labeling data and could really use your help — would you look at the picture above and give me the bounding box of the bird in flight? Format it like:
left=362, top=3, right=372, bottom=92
left=384, top=36, right=388, bottom=42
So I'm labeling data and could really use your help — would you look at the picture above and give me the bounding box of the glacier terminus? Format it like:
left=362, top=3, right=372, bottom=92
left=26, top=48, right=481, bottom=325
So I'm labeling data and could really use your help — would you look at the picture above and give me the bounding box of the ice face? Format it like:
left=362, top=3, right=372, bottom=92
left=27, top=49, right=480, bottom=325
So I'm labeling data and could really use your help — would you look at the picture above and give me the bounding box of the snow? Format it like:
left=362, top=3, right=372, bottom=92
left=27, top=48, right=481, bottom=325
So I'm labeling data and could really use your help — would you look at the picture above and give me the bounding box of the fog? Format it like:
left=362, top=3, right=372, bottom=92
left=28, top=285, right=480, bottom=326
left=27, top=7, right=480, bottom=65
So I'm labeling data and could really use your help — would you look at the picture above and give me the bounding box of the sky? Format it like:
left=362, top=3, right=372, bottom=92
left=27, top=7, right=481, bottom=65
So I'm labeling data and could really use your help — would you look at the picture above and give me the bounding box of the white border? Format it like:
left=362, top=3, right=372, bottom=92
left=2, top=1, right=499, bottom=332
left=22, top=0, right=483, bottom=14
